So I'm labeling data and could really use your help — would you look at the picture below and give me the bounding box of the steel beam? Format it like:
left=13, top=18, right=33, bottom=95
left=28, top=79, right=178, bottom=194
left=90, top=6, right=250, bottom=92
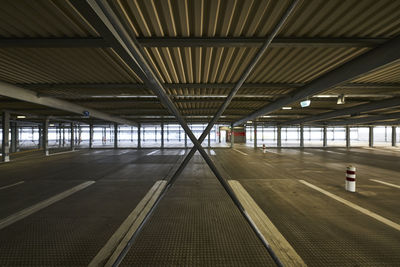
left=43, top=118, right=49, bottom=156
left=284, top=97, right=400, bottom=125
left=89, top=124, right=94, bottom=149
left=254, top=122, right=257, bottom=149
left=323, top=126, right=327, bottom=147
left=277, top=126, right=282, bottom=147
left=234, top=35, right=400, bottom=126
left=392, top=126, right=397, bottom=146
left=1, top=111, right=10, bottom=162
left=0, top=37, right=107, bottom=48
left=300, top=125, right=304, bottom=148
left=72, top=0, right=298, bottom=265
left=137, top=123, right=141, bottom=148
left=369, top=126, right=374, bottom=147
left=114, top=123, right=118, bottom=149
left=325, top=112, right=400, bottom=126
left=346, top=126, right=350, bottom=148
left=0, top=81, right=137, bottom=126
left=70, top=123, right=74, bottom=151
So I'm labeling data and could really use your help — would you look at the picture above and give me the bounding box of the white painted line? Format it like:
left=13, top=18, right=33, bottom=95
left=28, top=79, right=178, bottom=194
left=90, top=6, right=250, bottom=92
left=228, top=180, right=306, bottom=266
left=301, top=151, right=313, bottom=155
left=146, top=150, right=159, bottom=156
left=48, top=150, right=78, bottom=156
left=210, top=149, right=216, bottom=155
left=326, top=150, right=345, bottom=155
left=0, top=181, right=25, bottom=190
left=370, top=179, right=400, bottom=189
left=299, top=180, right=400, bottom=232
left=0, top=181, right=95, bottom=230
left=90, top=180, right=167, bottom=267
left=179, top=150, right=186, bottom=155
left=233, top=148, right=248, bottom=156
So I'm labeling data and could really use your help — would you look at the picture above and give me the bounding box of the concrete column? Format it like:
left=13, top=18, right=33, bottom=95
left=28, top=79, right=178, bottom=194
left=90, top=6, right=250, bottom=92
left=38, top=125, right=43, bottom=149
left=137, top=123, right=141, bottom=148
left=43, top=118, right=49, bottom=156
left=253, top=122, right=257, bottom=149
left=231, top=125, right=235, bottom=148
left=58, top=124, right=62, bottom=146
left=346, top=126, right=350, bottom=148
left=208, top=130, right=211, bottom=148
left=114, top=123, right=118, bottom=149
left=62, top=126, right=65, bottom=147
left=369, top=126, right=374, bottom=147
left=89, top=124, right=94, bottom=149
left=300, top=124, right=304, bottom=148
left=392, top=126, right=397, bottom=147
left=70, top=123, right=74, bottom=151
left=184, top=132, right=188, bottom=148
left=161, top=121, right=164, bottom=148
left=277, top=126, right=282, bottom=148
left=2, top=111, right=10, bottom=162
left=323, top=126, right=327, bottom=147
left=10, top=122, right=17, bottom=153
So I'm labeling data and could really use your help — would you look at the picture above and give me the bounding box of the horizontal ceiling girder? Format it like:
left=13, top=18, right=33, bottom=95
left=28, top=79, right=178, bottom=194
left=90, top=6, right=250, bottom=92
left=0, top=37, right=388, bottom=48
left=283, top=97, right=400, bottom=125
left=325, top=112, right=400, bottom=126
left=0, top=81, right=137, bottom=126
left=234, top=35, right=400, bottom=126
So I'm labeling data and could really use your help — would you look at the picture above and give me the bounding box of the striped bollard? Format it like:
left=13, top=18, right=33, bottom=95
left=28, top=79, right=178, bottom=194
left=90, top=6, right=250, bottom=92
left=263, top=144, right=266, bottom=153
left=345, top=166, right=356, bottom=192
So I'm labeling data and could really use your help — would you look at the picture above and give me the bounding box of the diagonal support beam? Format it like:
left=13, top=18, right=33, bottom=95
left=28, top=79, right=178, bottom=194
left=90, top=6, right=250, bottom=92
left=0, top=81, right=137, bottom=126
left=283, top=97, right=400, bottom=125
left=72, top=0, right=299, bottom=265
left=234, top=35, right=400, bottom=126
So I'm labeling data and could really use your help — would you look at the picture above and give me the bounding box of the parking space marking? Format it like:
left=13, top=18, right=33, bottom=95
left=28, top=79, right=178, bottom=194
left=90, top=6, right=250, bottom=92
left=370, top=179, right=400, bottom=189
left=0, top=181, right=95, bottom=230
left=146, top=150, right=159, bottom=156
left=299, top=180, right=400, bottom=231
left=0, top=181, right=25, bottom=190
left=233, top=149, right=248, bottom=156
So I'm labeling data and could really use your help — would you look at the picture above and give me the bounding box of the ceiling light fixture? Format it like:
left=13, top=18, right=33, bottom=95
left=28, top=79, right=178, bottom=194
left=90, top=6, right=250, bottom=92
left=282, top=107, right=292, bottom=110
left=337, top=94, right=345, bottom=104
left=300, top=99, right=311, bottom=108
left=17, top=115, right=26, bottom=119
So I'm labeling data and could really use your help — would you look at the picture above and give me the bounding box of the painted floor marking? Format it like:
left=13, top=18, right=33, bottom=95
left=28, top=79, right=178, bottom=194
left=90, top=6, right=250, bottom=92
left=0, top=181, right=25, bottom=190
left=228, top=180, right=306, bottom=266
left=146, top=150, right=159, bottom=156
left=233, top=148, right=248, bottom=156
left=0, top=181, right=95, bottom=230
left=370, top=179, right=400, bottom=189
left=89, top=180, right=167, bottom=267
left=299, top=180, right=400, bottom=232
left=48, top=150, right=78, bottom=156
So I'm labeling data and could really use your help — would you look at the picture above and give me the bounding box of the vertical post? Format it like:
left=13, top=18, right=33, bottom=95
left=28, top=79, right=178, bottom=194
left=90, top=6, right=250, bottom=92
left=10, top=122, right=17, bottom=153
left=184, top=131, right=188, bottom=148
left=254, top=122, right=257, bottom=149
left=231, top=124, right=234, bottom=148
left=1, top=111, right=10, bottom=162
left=300, top=124, right=304, bottom=148
left=392, top=126, right=397, bottom=147
left=43, top=118, right=49, bottom=156
left=323, top=126, right=327, bottom=147
left=161, top=121, right=164, bottom=148
left=38, top=125, right=43, bottom=149
left=369, top=126, right=374, bottom=147
left=208, top=130, right=211, bottom=148
left=89, top=124, right=94, bottom=149
left=277, top=126, right=282, bottom=148
left=218, top=127, right=221, bottom=143
left=62, top=125, right=65, bottom=147
left=114, top=123, right=118, bottom=149
left=70, top=123, right=74, bottom=151
left=346, top=125, right=350, bottom=148
left=58, top=124, right=62, bottom=147
left=137, top=123, right=141, bottom=148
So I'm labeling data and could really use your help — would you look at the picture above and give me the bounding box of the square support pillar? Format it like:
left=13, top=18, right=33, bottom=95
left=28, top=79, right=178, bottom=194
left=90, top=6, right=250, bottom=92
left=43, top=118, right=49, bottom=156
left=38, top=125, right=43, bottom=149
left=253, top=122, right=257, bottom=149
left=70, top=123, right=74, bottom=151
left=2, top=111, right=10, bottom=162
left=89, top=124, right=94, bottom=149
left=62, top=126, right=65, bottom=147
left=231, top=125, right=234, bottom=148
left=392, top=126, right=397, bottom=147
left=300, top=125, right=304, bottom=148
left=323, top=126, right=327, bottom=147
left=369, top=126, right=374, bottom=147
left=10, top=122, right=18, bottom=153
left=161, top=121, right=164, bottom=148
left=114, top=123, right=118, bottom=149
left=208, top=129, right=211, bottom=148
left=345, top=126, right=350, bottom=148
left=277, top=126, right=282, bottom=148
left=137, top=123, right=141, bottom=149
left=184, top=132, right=188, bottom=148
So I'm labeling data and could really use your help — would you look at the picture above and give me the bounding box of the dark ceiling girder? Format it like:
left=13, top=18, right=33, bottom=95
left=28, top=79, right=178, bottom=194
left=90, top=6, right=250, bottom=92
left=324, top=112, right=400, bottom=126
left=283, top=97, right=400, bottom=125
left=234, top=35, right=400, bottom=126
left=0, top=37, right=388, bottom=48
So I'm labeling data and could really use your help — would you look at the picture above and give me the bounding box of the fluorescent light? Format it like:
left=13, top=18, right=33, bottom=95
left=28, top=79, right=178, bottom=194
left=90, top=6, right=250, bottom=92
left=263, top=115, right=272, bottom=118
left=300, top=99, right=311, bottom=107
left=49, top=124, right=55, bottom=127
left=314, top=94, right=336, bottom=98
left=17, top=115, right=26, bottom=119
left=247, top=121, right=252, bottom=123
left=282, top=107, right=292, bottom=110
left=337, top=94, right=345, bottom=104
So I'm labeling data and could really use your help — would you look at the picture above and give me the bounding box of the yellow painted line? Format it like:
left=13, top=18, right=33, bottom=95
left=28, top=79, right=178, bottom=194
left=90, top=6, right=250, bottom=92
left=90, top=180, right=167, bottom=267
left=370, top=179, right=400, bottom=189
left=229, top=180, right=306, bottom=266
left=0, top=181, right=95, bottom=230
left=299, top=180, right=400, bottom=232
left=233, top=148, right=248, bottom=156
left=0, top=181, right=24, bottom=190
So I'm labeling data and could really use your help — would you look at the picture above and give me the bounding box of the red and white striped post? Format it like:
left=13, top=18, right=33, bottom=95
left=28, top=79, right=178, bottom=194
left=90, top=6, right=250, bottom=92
left=345, top=166, right=356, bottom=192
left=263, top=144, right=266, bottom=153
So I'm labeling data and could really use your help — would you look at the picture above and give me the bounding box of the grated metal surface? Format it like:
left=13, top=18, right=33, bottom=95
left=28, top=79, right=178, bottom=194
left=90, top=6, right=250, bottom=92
left=121, top=156, right=275, bottom=266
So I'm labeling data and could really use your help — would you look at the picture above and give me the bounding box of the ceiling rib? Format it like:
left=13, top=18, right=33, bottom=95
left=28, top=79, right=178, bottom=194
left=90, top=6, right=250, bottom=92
left=324, top=112, right=400, bottom=126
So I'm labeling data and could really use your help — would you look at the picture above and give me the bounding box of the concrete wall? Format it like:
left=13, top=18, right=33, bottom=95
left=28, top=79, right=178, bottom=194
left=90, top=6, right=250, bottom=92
left=233, top=127, right=246, bottom=143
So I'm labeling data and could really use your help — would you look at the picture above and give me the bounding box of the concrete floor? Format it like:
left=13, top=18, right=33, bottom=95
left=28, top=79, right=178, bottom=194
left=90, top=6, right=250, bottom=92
left=0, top=147, right=399, bottom=266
